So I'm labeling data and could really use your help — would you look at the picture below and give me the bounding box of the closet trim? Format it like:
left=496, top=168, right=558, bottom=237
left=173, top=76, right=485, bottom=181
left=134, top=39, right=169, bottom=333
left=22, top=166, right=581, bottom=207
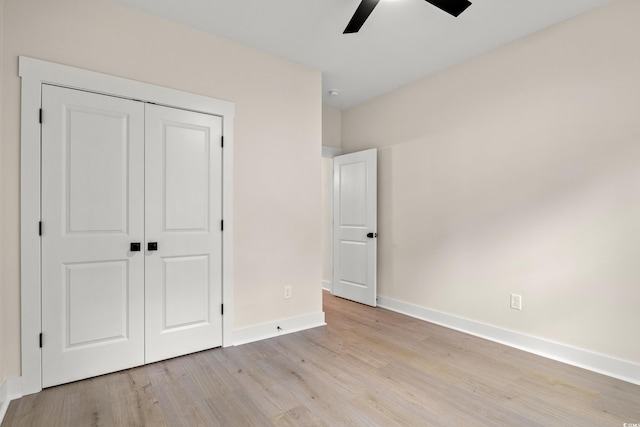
left=19, top=56, right=235, bottom=395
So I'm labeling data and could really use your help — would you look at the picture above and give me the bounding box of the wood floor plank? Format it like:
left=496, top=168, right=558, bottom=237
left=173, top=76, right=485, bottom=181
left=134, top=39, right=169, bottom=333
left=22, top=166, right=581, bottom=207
left=203, top=389, right=275, bottom=426
left=591, top=382, right=640, bottom=420
left=152, top=381, right=208, bottom=426
left=108, top=368, right=168, bottom=427
left=271, top=405, right=328, bottom=427
left=3, top=290, right=639, bottom=426
left=209, top=346, right=302, bottom=417
left=182, top=352, right=238, bottom=399
left=264, top=335, right=368, bottom=399
left=62, top=385, right=114, bottom=427
left=2, top=381, right=69, bottom=426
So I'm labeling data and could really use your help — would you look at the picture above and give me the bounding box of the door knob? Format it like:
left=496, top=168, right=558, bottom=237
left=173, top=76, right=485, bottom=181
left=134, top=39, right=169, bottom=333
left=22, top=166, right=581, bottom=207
left=366, top=232, right=377, bottom=238
left=130, top=242, right=141, bottom=252
left=148, top=242, right=158, bottom=251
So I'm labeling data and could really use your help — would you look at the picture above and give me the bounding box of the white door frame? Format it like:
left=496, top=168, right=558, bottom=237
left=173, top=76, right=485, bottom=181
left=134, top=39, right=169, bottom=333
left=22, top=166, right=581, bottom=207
left=19, top=56, right=235, bottom=395
left=321, top=146, right=342, bottom=293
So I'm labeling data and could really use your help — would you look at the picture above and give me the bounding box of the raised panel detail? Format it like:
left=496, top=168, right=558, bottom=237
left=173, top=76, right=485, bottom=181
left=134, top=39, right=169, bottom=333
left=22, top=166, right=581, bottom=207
left=339, top=162, right=367, bottom=227
left=164, top=124, right=210, bottom=231
left=162, top=255, right=210, bottom=330
left=65, top=261, right=129, bottom=347
left=66, top=107, right=129, bottom=234
left=339, top=240, right=368, bottom=287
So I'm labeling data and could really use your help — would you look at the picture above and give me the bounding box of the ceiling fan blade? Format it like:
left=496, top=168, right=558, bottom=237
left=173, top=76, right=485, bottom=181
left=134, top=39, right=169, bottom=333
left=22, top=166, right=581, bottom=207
left=344, top=0, right=381, bottom=34
left=425, top=0, right=472, bottom=17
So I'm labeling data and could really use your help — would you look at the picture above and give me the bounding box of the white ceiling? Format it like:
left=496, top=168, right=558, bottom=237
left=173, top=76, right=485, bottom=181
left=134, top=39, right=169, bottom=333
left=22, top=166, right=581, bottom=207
left=114, top=0, right=612, bottom=110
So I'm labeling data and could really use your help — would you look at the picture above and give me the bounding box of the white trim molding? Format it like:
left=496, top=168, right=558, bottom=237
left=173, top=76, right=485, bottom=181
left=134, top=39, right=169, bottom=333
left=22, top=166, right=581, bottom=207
left=234, top=312, right=326, bottom=346
left=0, top=377, right=23, bottom=424
left=321, top=146, right=340, bottom=295
left=19, top=56, right=235, bottom=395
left=377, top=296, right=640, bottom=386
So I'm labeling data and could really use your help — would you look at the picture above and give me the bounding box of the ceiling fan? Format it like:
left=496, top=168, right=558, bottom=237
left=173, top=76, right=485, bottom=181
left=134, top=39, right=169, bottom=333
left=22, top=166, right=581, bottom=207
left=344, top=0, right=472, bottom=34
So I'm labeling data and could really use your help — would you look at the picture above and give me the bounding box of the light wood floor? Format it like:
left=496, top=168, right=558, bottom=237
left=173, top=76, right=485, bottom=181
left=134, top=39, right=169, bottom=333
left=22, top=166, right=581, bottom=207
left=4, top=291, right=639, bottom=426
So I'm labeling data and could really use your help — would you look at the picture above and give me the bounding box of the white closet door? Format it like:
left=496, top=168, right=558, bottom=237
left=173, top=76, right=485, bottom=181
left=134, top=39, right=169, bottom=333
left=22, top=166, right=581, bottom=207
left=144, top=104, right=223, bottom=363
left=41, top=85, right=145, bottom=387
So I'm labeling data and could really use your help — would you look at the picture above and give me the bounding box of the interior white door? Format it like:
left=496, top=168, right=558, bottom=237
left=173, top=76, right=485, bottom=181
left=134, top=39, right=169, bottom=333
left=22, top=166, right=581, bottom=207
left=332, top=149, right=377, bottom=306
left=144, top=104, right=223, bottom=363
left=41, top=85, right=145, bottom=387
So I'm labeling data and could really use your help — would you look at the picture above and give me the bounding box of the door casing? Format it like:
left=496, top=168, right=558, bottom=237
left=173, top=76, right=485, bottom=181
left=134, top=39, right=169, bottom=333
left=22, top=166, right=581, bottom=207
left=19, top=56, right=235, bottom=395
left=321, top=146, right=342, bottom=293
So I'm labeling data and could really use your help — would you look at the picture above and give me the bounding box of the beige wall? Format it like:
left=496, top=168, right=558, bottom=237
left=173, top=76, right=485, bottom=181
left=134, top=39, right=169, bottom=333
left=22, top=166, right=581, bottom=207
left=0, top=0, right=6, bottom=386
left=342, top=0, right=640, bottom=364
left=322, top=106, right=342, bottom=149
left=1, top=0, right=322, bottom=379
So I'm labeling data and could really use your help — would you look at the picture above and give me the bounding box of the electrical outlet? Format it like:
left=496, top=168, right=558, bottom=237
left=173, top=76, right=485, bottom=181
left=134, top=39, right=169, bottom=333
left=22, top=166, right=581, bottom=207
left=284, top=285, right=292, bottom=299
left=510, top=293, right=522, bottom=311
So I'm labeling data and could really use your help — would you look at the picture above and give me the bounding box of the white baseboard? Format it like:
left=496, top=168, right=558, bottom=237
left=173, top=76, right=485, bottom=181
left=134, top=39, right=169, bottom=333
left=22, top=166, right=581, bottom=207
left=377, top=296, right=640, bottom=386
left=0, top=376, right=23, bottom=424
left=322, top=280, right=331, bottom=291
left=234, top=311, right=326, bottom=346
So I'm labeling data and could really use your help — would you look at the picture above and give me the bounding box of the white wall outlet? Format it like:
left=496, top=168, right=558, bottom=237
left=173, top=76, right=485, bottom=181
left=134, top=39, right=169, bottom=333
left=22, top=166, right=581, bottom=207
left=284, top=285, right=292, bottom=299
left=510, top=293, right=522, bottom=310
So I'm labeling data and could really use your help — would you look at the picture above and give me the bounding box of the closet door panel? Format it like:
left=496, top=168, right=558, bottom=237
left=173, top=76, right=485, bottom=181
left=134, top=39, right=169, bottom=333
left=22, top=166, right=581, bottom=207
left=144, top=104, right=223, bottom=363
left=41, top=85, right=145, bottom=387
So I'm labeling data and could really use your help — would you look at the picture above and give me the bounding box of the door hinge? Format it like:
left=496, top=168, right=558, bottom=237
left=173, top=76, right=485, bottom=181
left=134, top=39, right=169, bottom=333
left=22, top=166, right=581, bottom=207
left=39, top=221, right=42, bottom=236
left=221, top=136, right=224, bottom=148
left=221, top=220, right=223, bottom=231
left=39, top=109, right=43, bottom=124
left=221, top=304, right=224, bottom=315
left=39, top=333, right=43, bottom=348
